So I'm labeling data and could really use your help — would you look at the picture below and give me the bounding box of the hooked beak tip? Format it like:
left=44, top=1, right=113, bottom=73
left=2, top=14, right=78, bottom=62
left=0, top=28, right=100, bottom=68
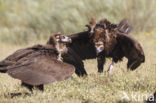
left=69, top=39, right=72, bottom=43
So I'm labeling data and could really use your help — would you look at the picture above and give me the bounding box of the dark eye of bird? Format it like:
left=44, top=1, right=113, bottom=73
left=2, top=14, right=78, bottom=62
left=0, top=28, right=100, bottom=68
left=96, top=24, right=104, bottom=28
left=96, top=44, right=102, bottom=47
left=61, top=36, right=65, bottom=39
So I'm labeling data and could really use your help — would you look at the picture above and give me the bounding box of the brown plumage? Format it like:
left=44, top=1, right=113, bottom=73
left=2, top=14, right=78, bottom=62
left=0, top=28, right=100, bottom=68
left=48, top=31, right=97, bottom=76
left=116, top=33, right=145, bottom=70
left=47, top=19, right=130, bottom=76
left=90, top=19, right=145, bottom=72
left=98, top=19, right=132, bottom=34
left=117, top=19, right=132, bottom=34
left=86, top=18, right=132, bottom=36
left=0, top=34, right=75, bottom=91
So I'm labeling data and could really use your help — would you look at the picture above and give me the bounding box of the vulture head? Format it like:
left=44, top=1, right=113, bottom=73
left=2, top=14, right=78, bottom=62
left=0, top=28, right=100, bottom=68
left=92, top=25, right=109, bottom=54
left=47, top=33, right=72, bottom=60
left=88, top=18, right=133, bottom=55
left=47, top=33, right=72, bottom=44
left=86, top=18, right=119, bottom=55
left=89, top=19, right=145, bottom=71
left=87, top=20, right=114, bottom=55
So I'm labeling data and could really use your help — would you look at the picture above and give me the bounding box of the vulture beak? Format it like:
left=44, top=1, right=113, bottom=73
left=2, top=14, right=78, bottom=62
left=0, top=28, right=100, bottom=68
left=95, top=41, right=104, bottom=54
left=95, top=46, right=104, bottom=54
left=61, top=36, right=72, bottom=44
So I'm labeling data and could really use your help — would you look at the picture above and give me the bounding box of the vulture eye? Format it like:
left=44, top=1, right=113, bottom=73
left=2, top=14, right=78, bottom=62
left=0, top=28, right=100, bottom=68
left=96, top=24, right=104, bottom=28
left=60, top=36, right=72, bottom=43
left=55, top=35, right=60, bottom=42
left=95, top=41, right=103, bottom=45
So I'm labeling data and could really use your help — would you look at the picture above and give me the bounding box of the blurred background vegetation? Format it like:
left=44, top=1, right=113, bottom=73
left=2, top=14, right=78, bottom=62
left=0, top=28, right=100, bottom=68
left=0, top=0, right=156, bottom=44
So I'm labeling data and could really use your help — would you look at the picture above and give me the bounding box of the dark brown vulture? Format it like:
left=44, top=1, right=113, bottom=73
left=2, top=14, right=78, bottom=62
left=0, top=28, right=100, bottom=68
left=61, top=31, right=97, bottom=76
left=89, top=19, right=145, bottom=73
left=0, top=34, right=75, bottom=91
left=46, top=19, right=131, bottom=76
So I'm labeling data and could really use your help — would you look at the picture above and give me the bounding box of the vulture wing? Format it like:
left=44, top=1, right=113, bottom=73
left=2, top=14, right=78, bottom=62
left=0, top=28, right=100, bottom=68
left=0, top=44, right=56, bottom=72
left=68, top=31, right=96, bottom=60
left=117, top=19, right=132, bottom=34
left=117, top=34, right=145, bottom=70
left=7, top=54, right=75, bottom=86
left=4, top=44, right=43, bottom=61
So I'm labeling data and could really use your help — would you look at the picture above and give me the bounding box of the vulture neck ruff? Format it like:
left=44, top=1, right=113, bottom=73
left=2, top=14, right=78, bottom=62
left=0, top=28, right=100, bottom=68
left=55, top=42, right=68, bottom=61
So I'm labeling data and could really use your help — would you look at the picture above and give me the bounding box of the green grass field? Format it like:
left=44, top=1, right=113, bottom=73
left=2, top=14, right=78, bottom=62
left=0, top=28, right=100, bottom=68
left=0, top=0, right=156, bottom=103
left=0, top=31, right=156, bottom=103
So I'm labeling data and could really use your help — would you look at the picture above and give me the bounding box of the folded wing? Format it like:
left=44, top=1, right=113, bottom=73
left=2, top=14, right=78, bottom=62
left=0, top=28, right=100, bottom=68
left=7, top=55, right=75, bottom=85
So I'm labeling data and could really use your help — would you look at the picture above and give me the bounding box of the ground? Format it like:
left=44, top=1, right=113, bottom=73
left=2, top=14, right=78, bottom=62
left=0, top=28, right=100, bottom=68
left=0, top=34, right=155, bottom=103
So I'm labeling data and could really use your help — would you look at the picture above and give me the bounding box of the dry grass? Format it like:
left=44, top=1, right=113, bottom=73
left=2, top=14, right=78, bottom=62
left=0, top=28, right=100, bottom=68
left=0, top=31, right=156, bottom=103
left=0, top=0, right=156, bottom=102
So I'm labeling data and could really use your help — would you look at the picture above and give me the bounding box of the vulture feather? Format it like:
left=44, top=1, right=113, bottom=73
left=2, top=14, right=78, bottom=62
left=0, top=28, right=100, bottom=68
left=0, top=34, right=75, bottom=91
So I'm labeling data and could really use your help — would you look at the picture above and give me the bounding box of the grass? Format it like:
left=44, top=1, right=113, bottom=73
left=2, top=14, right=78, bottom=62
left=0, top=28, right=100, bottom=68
left=0, top=0, right=156, bottom=102
left=0, top=30, right=156, bottom=103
